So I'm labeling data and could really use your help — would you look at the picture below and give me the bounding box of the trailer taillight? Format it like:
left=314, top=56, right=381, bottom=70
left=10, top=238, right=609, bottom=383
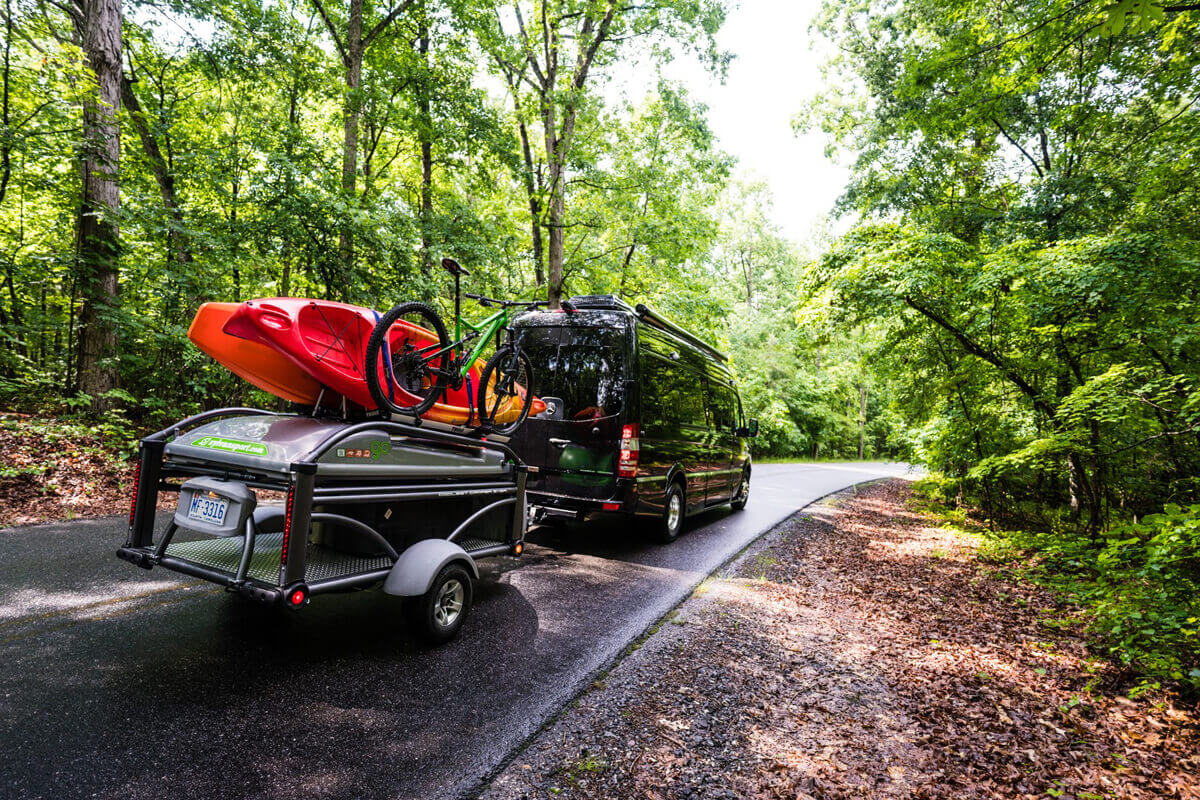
left=281, top=486, right=296, bottom=565
left=289, top=588, right=306, bottom=607
left=618, top=424, right=639, bottom=478
left=128, top=460, right=143, bottom=528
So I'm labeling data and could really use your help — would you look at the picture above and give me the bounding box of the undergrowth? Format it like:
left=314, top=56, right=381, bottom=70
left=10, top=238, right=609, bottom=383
left=910, top=476, right=1200, bottom=697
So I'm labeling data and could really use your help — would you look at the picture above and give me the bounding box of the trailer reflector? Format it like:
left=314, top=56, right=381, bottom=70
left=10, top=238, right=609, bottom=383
left=281, top=486, right=296, bottom=565
left=127, top=460, right=143, bottom=528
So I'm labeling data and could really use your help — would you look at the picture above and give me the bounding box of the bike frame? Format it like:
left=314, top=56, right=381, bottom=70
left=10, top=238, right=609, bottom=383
left=414, top=306, right=510, bottom=380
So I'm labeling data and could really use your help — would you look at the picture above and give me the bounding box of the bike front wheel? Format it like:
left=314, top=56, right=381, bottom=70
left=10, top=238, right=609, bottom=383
left=477, top=346, right=535, bottom=435
left=365, top=302, right=450, bottom=417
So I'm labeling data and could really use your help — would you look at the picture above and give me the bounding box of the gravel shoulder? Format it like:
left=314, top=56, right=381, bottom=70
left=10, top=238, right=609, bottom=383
left=480, top=480, right=1200, bottom=800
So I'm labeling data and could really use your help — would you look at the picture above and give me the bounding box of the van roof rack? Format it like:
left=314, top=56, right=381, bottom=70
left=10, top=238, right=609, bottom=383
left=634, top=303, right=729, bottom=363
left=566, top=294, right=635, bottom=312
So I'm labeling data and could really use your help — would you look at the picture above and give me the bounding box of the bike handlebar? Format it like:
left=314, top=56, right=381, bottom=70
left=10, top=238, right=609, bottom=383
left=463, top=293, right=548, bottom=311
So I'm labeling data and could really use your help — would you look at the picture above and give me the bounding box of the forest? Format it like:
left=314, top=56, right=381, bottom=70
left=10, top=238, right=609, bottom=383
left=0, top=0, right=1198, bottom=681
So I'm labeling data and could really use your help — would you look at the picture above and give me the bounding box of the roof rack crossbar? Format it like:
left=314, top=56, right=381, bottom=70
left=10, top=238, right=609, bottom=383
left=565, top=294, right=635, bottom=312
left=633, top=303, right=729, bottom=362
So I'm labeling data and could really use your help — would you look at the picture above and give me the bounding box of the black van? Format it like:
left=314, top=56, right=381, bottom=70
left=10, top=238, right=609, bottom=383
left=509, top=295, right=758, bottom=543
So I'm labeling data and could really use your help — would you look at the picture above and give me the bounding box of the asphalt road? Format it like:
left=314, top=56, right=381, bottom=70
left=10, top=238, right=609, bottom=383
left=0, top=462, right=917, bottom=800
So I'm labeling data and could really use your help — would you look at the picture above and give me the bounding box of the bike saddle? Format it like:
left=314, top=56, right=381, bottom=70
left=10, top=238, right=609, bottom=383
left=441, top=257, right=469, bottom=276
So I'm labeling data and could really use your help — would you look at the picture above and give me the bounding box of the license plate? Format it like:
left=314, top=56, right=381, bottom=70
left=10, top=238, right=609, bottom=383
left=187, top=494, right=229, bottom=526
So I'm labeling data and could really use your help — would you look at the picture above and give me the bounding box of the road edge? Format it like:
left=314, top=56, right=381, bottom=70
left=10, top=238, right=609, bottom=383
left=467, top=477, right=895, bottom=799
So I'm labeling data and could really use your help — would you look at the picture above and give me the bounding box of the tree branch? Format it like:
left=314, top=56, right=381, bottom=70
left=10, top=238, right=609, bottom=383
left=511, top=3, right=548, bottom=88
left=308, top=0, right=348, bottom=65
left=992, top=117, right=1043, bottom=177
left=363, top=0, right=415, bottom=50
left=903, top=294, right=1057, bottom=419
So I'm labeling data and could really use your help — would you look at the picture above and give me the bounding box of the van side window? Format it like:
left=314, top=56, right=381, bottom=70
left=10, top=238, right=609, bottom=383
left=708, top=383, right=737, bottom=431
left=641, top=351, right=706, bottom=427
left=679, top=374, right=707, bottom=427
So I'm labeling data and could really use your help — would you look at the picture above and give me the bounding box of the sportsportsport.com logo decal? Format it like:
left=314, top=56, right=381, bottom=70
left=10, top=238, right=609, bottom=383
left=192, top=436, right=269, bottom=457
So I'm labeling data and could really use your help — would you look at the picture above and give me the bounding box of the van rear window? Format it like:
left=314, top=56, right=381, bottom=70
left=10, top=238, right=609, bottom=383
left=518, top=326, right=626, bottom=420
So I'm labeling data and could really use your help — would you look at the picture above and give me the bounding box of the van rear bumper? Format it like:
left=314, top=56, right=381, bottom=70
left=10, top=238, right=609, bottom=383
left=527, top=479, right=641, bottom=518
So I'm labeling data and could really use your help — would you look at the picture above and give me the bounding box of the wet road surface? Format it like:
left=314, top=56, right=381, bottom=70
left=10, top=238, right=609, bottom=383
left=0, top=462, right=916, bottom=799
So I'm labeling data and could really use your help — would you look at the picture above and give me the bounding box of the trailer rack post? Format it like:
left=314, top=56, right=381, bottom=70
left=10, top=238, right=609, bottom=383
left=511, top=469, right=527, bottom=540
left=127, top=439, right=165, bottom=548
left=280, top=462, right=317, bottom=586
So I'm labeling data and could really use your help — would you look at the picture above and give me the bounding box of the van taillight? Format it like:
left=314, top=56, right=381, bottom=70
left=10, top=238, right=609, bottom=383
left=618, top=424, right=639, bottom=478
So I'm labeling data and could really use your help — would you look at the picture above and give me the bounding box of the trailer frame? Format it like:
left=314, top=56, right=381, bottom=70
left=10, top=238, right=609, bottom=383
left=117, top=407, right=528, bottom=638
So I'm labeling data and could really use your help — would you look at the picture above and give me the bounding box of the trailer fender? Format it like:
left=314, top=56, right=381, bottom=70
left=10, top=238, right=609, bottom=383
left=253, top=506, right=286, bottom=533
left=383, top=539, right=479, bottom=597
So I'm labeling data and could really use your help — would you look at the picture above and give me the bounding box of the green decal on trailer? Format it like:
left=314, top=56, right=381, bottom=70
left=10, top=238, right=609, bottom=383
left=336, top=441, right=391, bottom=459
left=193, top=436, right=269, bottom=457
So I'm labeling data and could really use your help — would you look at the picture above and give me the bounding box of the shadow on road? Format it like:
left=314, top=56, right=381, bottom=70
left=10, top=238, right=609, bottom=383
left=525, top=505, right=737, bottom=562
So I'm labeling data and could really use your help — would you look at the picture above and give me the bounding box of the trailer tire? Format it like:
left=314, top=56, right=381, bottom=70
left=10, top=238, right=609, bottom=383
left=405, top=562, right=473, bottom=644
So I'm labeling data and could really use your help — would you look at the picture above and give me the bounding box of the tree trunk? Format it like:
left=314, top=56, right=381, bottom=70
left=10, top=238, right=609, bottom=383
left=543, top=93, right=565, bottom=308
left=339, top=0, right=364, bottom=274
left=417, top=18, right=433, bottom=271
left=545, top=165, right=565, bottom=308
left=858, top=382, right=867, bottom=460
left=1, top=0, right=12, bottom=210
left=0, top=19, right=21, bottom=356
left=515, top=113, right=543, bottom=285
left=74, top=0, right=122, bottom=413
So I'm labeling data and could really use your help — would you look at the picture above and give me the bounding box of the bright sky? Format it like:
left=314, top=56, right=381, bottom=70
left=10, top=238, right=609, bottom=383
left=616, top=0, right=849, bottom=245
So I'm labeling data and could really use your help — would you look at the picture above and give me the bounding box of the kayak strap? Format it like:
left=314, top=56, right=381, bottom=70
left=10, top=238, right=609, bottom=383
left=465, top=372, right=475, bottom=426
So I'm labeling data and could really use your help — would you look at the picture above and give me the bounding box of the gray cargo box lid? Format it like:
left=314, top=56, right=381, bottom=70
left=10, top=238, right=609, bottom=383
left=164, top=415, right=509, bottom=479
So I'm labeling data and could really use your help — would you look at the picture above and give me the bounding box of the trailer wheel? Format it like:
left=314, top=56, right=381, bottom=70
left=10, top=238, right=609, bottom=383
left=405, top=563, right=473, bottom=644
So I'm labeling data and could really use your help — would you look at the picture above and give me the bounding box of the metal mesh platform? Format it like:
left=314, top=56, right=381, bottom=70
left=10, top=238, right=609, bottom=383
left=457, top=536, right=509, bottom=554
left=164, top=533, right=394, bottom=585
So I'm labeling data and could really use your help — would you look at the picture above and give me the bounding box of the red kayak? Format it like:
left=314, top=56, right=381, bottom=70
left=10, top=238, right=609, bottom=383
left=188, top=302, right=328, bottom=405
left=218, top=298, right=542, bottom=424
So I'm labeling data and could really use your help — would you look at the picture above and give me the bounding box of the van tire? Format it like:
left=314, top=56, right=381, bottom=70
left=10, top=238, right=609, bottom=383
left=651, top=481, right=685, bottom=544
left=731, top=470, right=750, bottom=511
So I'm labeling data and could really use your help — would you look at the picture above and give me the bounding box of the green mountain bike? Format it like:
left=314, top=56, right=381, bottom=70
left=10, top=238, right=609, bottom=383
left=364, top=258, right=546, bottom=435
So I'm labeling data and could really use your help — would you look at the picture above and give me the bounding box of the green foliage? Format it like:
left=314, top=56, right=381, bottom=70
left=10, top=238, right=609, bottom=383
left=806, top=223, right=1200, bottom=523
left=805, top=0, right=1200, bottom=522
left=716, top=182, right=901, bottom=460
left=1089, top=504, right=1200, bottom=688
left=0, top=0, right=751, bottom=421
left=805, top=0, right=1200, bottom=684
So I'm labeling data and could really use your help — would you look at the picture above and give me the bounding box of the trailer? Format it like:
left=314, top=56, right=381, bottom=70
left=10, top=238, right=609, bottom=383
left=117, top=407, right=528, bottom=643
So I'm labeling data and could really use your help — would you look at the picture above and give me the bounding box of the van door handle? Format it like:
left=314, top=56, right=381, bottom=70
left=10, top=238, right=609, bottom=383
left=549, top=438, right=572, bottom=447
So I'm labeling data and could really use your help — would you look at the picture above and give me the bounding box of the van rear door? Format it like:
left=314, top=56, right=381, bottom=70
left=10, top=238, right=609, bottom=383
left=512, top=324, right=629, bottom=500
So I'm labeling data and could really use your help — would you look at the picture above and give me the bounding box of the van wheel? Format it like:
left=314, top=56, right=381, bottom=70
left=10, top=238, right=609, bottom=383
left=652, top=482, right=685, bottom=544
left=404, top=563, right=473, bottom=644
left=731, top=470, right=750, bottom=511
